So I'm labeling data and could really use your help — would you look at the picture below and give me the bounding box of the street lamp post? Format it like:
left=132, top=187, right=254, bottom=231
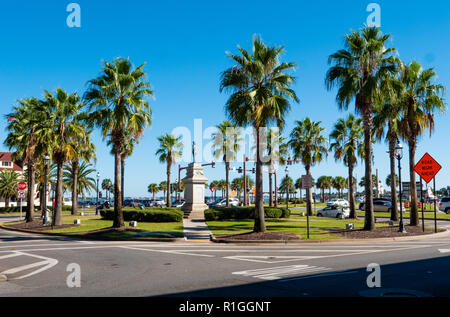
left=96, top=172, right=100, bottom=215
left=42, top=155, right=50, bottom=225
left=395, top=141, right=406, bottom=233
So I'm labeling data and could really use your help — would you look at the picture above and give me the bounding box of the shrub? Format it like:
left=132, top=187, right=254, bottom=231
left=205, top=206, right=290, bottom=221
left=100, top=207, right=183, bottom=223
left=0, top=206, right=23, bottom=213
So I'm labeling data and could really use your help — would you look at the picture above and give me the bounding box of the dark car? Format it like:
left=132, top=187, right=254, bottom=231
left=359, top=198, right=391, bottom=211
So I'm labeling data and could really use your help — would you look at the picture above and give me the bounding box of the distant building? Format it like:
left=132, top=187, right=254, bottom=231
left=0, top=152, right=23, bottom=174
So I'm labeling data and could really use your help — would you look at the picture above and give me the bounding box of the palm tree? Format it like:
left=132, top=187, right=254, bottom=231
left=289, top=118, right=328, bottom=216
left=397, top=61, right=446, bottom=226
left=279, top=176, right=294, bottom=202
left=102, top=178, right=113, bottom=201
left=63, top=161, right=96, bottom=202
left=316, top=176, right=332, bottom=202
left=4, top=98, right=48, bottom=222
left=159, top=181, right=168, bottom=200
left=295, top=178, right=303, bottom=201
left=266, top=128, right=289, bottom=206
left=42, top=89, right=86, bottom=226
left=209, top=180, right=219, bottom=201
left=148, top=183, right=159, bottom=200
left=84, top=57, right=153, bottom=228
left=385, top=174, right=399, bottom=188
left=217, top=180, right=226, bottom=199
left=325, top=26, right=398, bottom=230
left=155, top=134, right=183, bottom=207
left=67, top=127, right=96, bottom=215
left=220, top=35, right=299, bottom=232
left=212, top=121, right=242, bottom=207
left=329, top=114, right=364, bottom=218
left=332, top=176, right=347, bottom=198
left=0, top=170, right=21, bottom=207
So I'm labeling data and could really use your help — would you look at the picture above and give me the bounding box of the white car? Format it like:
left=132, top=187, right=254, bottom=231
left=214, top=198, right=240, bottom=207
left=327, top=198, right=349, bottom=207
left=152, top=199, right=166, bottom=207
left=439, top=197, right=450, bottom=213
left=316, top=205, right=350, bottom=219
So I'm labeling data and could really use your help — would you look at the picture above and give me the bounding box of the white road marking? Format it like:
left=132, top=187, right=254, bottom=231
left=278, top=270, right=359, bottom=282
left=438, top=249, right=450, bottom=253
left=233, top=264, right=330, bottom=280
left=224, top=255, right=320, bottom=263
left=0, top=251, right=58, bottom=280
left=0, top=252, right=21, bottom=260
left=118, top=246, right=215, bottom=258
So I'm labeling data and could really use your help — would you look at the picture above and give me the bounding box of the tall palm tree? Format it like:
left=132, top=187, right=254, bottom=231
left=266, top=128, right=289, bottom=207
left=295, top=178, right=303, bottom=201
left=155, top=134, right=183, bottom=207
left=220, top=35, right=299, bottom=232
left=332, top=176, right=347, bottom=198
left=63, top=161, right=96, bottom=201
left=159, top=181, right=168, bottom=200
left=316, top=176, right=332, bottom=202
left=0, top=170, right=21, bottom=207
left=329, top=113, right=364, bottom=218
left=209, top=180, right=219, bottom=201
left=373, top=98, right=403, bottom=221
left=67, top=127, right=96, bottom=215
left=212, top=121, right=242, bottom=207
left=42, top=89, right=86, bottom=226
left=84, top=57, right=153, bottom=228
left=289, top=118, right=328, bottom=216
left=279, top=176, right=294, bottom=201
left=4, top=98, right=48, bottom=222
left=397, top=61, right=446, bottom=226
left=148, top=183, right=159, bottom=200
left=325, top=26, right=398, bottom=230
left=102, top=178, right=113, bottom=201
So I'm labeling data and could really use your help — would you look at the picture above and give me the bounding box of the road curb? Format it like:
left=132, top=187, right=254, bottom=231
left=0, top=224, right=186, bottom=242
left=211, top=228, right=450, bottom=244
left=0, top=274, right=7, bottom=282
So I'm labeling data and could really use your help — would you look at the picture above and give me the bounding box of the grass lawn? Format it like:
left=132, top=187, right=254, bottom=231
left=0, top=210, right=76, bottom=217
left=356, top=211, right=450, bottom=220
left=14, top=215, right=184, bottom=238
left=207, top=217, right=389, bottom=240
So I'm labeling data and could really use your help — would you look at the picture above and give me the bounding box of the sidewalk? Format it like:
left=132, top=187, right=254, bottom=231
left=182, top=218, right=212, bottom=241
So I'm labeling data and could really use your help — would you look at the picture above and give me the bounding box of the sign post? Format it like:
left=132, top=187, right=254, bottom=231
left=302, top=175, right=313, bottom=240
left=16, top=182, right=27, bottom=221
left=414, top=153, right=442, bottom=233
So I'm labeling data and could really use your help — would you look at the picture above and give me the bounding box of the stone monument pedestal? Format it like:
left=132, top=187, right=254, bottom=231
left=181, top=163, right=208, bottom=219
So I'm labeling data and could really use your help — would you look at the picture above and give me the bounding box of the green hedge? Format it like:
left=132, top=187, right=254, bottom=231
left=0, top=206, right=24, bottom=213
left=205, top=207, right=290, bottom=221
left=100, top=208, right=184, bottom=223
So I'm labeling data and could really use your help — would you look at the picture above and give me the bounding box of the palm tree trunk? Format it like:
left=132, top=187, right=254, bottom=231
left=362, top=105, right=375, bottom=230
left=26, top=161, right=35, bottom=223
left=71, top=161, right=79, bottom=216
left=388, top=133, right=399, bottom=221
left=268, top=172, right=273, bottom=207
left=53, top=161, right=64, bottom=226
left=113, top=147, right=124, bottom=228
left=305, top=165, right=313, bottom=216
left=121, top=154, right=125, bottom=206
left=166, top=161, right=171, bottom=207
left=408, top=137, right=419, bottom=226
left=348, top=163, right=356, bottom=219
left=5, top=196, right=10, bottom=208
left=225, top=162, right=229, bottom=207
left=253, top=127, right=266, bottom=232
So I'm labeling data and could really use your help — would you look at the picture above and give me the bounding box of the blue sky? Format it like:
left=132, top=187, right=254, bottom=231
left=0, top=0, right=449, bottom=197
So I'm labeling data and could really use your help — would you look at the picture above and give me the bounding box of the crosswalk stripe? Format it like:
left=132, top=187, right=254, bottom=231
left=233, top=264, right=331, bottom=280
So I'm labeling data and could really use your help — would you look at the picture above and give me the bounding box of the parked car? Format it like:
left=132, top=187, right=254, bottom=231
left=316, top=205, right=350, bottom=218
left=97, top=201, right=111, bottom=210
left=439, top=197, right=450, bottom=213
left=327, top=198, right=349, bottom=207
left=212, top=198, right=240, bottom=207
left=359, top=198, right=391, bottom=211
left=173, top=200, right=185, bottom=208
left=152, top=199, right=166, bottom=207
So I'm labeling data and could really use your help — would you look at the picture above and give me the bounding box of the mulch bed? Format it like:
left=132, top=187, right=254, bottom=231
left=218, top=231, right=301, bottom=241
left=330, top=224, right=445, bottom=239
left=5, top=219, right=79, bottom=231
left=84, top=227, right=141, bottom=237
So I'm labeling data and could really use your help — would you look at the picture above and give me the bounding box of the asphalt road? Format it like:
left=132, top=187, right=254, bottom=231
left=1, top=219, right=450, bottom=297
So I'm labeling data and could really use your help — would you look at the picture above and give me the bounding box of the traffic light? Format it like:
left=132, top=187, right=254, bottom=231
left=238, top=167, right=243, bottom=174
left=251, top=168, right=256, bottom=174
